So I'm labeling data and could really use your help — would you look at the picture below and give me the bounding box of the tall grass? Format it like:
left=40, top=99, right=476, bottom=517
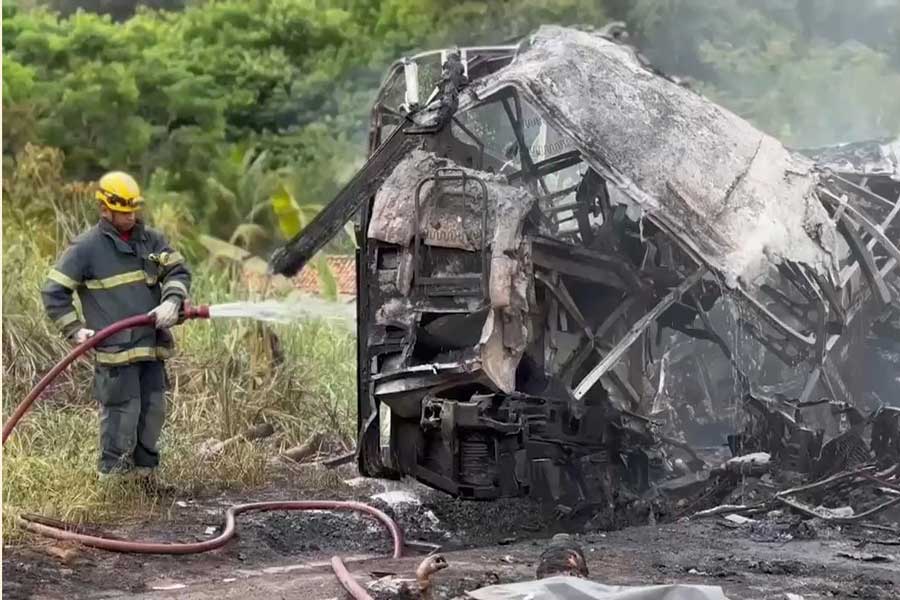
left=2, top=147, right=357, bottom=541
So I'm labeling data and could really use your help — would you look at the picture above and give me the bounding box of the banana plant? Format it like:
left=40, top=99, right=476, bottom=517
left=270, top=182, right=339, bottom=301
left=203, top=145, right=276, bottom=247
left=200, top=144, right=349, bottom=301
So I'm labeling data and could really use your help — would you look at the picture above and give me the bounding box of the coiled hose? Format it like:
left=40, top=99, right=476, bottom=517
left=2, top=309, right=398, bottom=599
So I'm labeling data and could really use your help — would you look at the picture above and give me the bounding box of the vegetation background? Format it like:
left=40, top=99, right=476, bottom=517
left=3, top=0, right=900, bottom=537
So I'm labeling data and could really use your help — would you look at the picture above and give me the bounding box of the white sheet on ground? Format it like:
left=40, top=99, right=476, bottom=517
left=466, top=576, right=731, bottom=600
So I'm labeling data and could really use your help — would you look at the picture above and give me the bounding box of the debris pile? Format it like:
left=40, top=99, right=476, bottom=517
left=670, top=409, right=900, bottom=553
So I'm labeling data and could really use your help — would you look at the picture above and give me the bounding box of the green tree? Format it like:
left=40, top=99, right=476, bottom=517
left=4, top=0, right=900, bottom=253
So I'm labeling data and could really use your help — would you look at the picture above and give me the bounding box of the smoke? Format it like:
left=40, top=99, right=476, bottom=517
left=626, top=0, right=900, bottom=147
left=352, top=2, right=900, bottom=148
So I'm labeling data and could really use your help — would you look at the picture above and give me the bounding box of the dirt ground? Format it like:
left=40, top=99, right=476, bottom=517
left=3, top=465, right=899, bottom=600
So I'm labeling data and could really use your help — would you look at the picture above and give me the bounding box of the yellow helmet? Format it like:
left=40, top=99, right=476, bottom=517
left=96, top=171, right=143, bottom=213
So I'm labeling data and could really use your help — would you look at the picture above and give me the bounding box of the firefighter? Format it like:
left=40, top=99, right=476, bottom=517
left=41, top=171, right=191, bottom=492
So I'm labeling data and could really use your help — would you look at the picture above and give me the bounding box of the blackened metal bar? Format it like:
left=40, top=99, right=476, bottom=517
left=690, top=297, right=751, bottom=391
left=739, top=319, right=807, bottom=366
left=781, top=262, right=817, bottom=301
left=544, top=184, right=581, bottom=204
left=808, top=268, right=846, bottom=324
left=819, top=278, right=848, bottom=322
left=506, top=151, right=582, bottom=183
left=479, top=178, right=490, bottom=296
left=822, top=355, right=853, bottom=406
left=822, top=189, right=900, bottom=267
left=759, top=284, right=812, bottom=320
left=531, top=236, right=644, bottom=288
left=646, top=214, right=813, bottom=352
left=865, top=188, right=900, bottom=253
left=814, top=299, right=828, bottom=365
left=501, top=96, right=551, bottom=197
left=573, top=268, right=707, bottom=400
left=798, top=366, right=822, bottom=404
left=789, top=264, right=831, bottom=365
left=412, top=175, right=427, bottom=289
left=836, top=212, right=892, bottom=306
left=574, top=171, right=598, bottom=246
left=417, top=276, right=483, bottom=285
left=740, top=292, right=817, bottom=346
left=839, top=188, right=900, bottom=286
left=531, top=248, right=629, bottom=290
left=828, top=255, right=899, bottom=353
left=450, top=117, right=485, bottom=167
left=826, top=171, right=897, bottom=210
left=547, top=295, right=559, bottom=373
left=560, top=297, right=636, bottom=385
left=535, top=271, right=592, bottom=339
left=269, top=124, right=421, bottom=276
left=356, top=216, right=383, bottom=476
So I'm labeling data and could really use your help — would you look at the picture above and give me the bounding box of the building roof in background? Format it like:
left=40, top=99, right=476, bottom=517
left=295, top=255, right=356, bottom=296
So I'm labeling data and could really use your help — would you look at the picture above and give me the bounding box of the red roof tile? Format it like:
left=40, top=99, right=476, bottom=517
left=295, top=255, right=356, bottom=296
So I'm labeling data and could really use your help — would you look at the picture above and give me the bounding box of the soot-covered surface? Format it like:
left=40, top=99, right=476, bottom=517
left=1, top=468, right=556, bottom=599
left=4, top=468, right=899, bottom=599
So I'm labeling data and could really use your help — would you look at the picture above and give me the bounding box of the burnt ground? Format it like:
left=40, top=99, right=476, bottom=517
left=3, top=464, right=899, bottom=600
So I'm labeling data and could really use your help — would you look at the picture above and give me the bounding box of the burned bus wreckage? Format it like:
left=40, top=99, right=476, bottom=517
left=270, top=26, right=900, bottom=511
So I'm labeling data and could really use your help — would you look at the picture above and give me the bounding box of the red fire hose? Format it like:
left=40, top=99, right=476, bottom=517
left=2, top=306, right=399, bottom=600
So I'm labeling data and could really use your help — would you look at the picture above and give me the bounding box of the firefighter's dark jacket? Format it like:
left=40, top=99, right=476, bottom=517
left=41, top=219, right=191, bottom=365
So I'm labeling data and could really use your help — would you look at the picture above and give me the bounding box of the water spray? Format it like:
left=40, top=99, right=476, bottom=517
left=2, top=301, right=396, bottom=600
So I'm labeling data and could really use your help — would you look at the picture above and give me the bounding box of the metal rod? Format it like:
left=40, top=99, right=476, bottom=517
left=825, top=171, right=897, bottom=210
left=560, top=296, right=636, bottom=385
left=739, top=291, right=817, bottom=346
left=821, top=190, right=900, bottom=266
left=450, top=117, right=485, bottom=167
left=867, top=190, right=900, bottom=253
left=535, top=271, right=592, bottom=339
left=820, top=189, right=900, bottom=287
left=836, top=212, right=892, bottom=305
left=573, top=268, right=706, bottom=399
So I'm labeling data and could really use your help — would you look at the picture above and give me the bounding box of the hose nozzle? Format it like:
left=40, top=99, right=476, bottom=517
left=180, top=301, right=210, bottom=322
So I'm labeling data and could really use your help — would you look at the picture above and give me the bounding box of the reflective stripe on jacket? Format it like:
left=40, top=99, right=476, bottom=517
left=41, top=219, right=192, bottom=365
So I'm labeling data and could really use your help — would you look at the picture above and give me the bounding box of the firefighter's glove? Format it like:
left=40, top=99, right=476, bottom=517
left=149, top=299, right=180, bottom=329
left=72, top=328, right=95, bottom=344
